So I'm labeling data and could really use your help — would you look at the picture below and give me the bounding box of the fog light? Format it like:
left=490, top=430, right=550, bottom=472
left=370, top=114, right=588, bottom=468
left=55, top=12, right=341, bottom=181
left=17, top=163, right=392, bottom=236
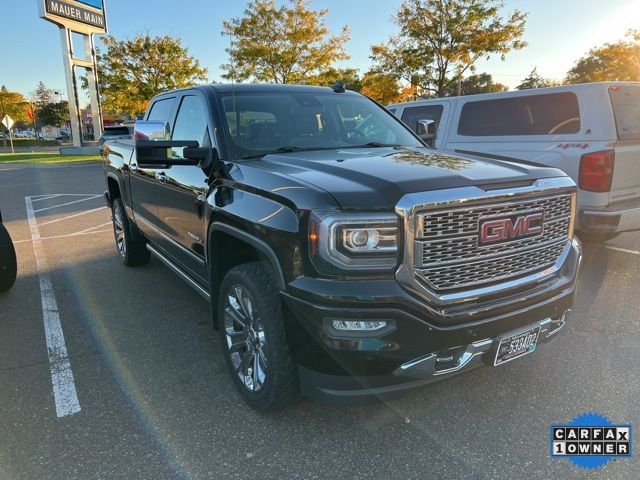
left=331, top=320, right=388, bottom=331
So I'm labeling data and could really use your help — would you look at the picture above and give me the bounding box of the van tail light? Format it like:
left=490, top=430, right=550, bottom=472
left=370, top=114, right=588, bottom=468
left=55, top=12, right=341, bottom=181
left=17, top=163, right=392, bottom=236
left=579, top=150, right=614, bottom=192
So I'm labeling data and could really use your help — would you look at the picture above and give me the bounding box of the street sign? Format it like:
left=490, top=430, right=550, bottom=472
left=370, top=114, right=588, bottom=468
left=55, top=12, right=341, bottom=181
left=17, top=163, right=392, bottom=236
left=1, top=115, right=14, bottom=131
left=40, top=0, right=107, bottom=34
left=1, top=116, right=15, bottom=154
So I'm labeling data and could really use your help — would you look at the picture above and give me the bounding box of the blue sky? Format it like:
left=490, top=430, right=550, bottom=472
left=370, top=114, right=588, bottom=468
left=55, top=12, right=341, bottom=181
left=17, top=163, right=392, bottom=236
left=2, top=0, right=639, bottom=97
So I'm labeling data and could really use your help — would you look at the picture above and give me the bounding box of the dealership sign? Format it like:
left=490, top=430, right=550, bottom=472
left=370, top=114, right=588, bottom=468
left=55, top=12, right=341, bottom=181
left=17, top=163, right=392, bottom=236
left=40, top=0, right=107, bottom=33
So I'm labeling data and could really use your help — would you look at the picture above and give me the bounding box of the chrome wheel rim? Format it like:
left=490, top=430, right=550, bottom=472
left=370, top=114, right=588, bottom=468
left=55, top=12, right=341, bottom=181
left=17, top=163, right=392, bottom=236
left=113, top=208, right=126, bottom=258
left=224, top=285, right=267, bottom=392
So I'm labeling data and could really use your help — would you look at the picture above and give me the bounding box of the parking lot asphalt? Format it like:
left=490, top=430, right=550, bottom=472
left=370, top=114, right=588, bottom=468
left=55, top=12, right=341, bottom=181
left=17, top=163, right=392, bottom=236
left=0, top=162, right=639, bottom=479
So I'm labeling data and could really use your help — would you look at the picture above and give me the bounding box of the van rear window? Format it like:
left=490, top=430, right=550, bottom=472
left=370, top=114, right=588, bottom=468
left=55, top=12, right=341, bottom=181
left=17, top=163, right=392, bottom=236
left=457, top=92, right=581, bottom=136
left=609, top=85, right=640, bottom=140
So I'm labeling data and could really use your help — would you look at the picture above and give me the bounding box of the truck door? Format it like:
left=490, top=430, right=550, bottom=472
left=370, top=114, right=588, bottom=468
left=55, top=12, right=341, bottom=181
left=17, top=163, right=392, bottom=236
left=155, top=94, right=211, bottom=284
left=129, top=96, right=177, bottom=241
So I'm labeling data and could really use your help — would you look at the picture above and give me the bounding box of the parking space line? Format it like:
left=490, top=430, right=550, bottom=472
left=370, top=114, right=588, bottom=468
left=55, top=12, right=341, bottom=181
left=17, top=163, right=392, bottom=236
left=31, top=194, right=63, bottom=203
left=605, top=246, right=640, bottom=255
left=25, top=196, right=81, bottom=418
left=38, top=206, right=108, bottom=226
left=73, top=221, right=112, bottom=235
left=13, top=229, right=112, bottom=245
left=34, top=194, right=102, bottom=213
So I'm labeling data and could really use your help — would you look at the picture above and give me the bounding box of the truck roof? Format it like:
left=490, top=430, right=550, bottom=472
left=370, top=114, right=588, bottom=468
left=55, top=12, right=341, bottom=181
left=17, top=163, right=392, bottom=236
left=387, top=81, right=640, bottom=107
left=155, top=83, right=361, bottom=97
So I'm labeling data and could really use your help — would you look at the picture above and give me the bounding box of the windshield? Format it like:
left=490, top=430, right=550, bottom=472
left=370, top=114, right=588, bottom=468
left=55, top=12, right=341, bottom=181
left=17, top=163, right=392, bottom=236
left=609, top=85, right=640, bottom=140
left=218, top=91, right=422, bottom=159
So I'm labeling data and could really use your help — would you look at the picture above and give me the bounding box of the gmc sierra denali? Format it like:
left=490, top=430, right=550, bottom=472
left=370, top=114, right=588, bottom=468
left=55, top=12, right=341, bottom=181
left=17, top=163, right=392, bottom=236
left=102, top=84, right=582, bottom=410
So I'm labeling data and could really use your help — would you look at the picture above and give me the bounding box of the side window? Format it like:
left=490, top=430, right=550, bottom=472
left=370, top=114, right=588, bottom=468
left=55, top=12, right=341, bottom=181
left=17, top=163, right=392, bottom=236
left=401, top=105, right=444, bottom=133
left=171, top=96, right=211, bottom=158
left=387, top=108, right=397, bottom=115
left=147, top=97, right=176, bottom=123
left=457, top=93, right=581, bottom=136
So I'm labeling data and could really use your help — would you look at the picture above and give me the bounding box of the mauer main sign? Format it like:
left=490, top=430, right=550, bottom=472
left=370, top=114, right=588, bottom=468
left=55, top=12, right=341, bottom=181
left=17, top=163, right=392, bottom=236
left=41, top=0, right=107, bottom=33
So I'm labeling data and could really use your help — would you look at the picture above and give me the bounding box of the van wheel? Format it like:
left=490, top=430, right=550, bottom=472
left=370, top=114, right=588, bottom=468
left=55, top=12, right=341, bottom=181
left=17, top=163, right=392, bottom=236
left=111, top=198, right=150, bottom=266
left=218, top=262, right=298, bottom=411
left=0, top=222, right=17, bottom=292
left=577, top=231, right=620, bottom=243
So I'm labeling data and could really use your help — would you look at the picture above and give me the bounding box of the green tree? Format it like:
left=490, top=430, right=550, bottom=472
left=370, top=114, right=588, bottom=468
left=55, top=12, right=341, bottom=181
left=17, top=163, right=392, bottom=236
left=371, top=0, right=527, bottom=97
left=360, top=72, right=401, bottom=104
left=32, top=81, right=54, bottom=107
left=97, top=35, right=208, bottom=115
left=565, top=30, right=640, bottom=84
left=0, top=86, right=29, bottom=127
left=37, top=101, right=69, bottom=127
left=307, top=67, right=362, bottom=91
left=221, top=0, right=350, bottom=83
left=516, top=67, right=559, bottom=90
left=443, top=72, right=507, bottom=95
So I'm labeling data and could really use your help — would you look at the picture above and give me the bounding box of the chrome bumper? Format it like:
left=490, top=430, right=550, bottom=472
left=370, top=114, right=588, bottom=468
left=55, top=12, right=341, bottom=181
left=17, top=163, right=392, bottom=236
left=393, top=314, right=567, bottom=380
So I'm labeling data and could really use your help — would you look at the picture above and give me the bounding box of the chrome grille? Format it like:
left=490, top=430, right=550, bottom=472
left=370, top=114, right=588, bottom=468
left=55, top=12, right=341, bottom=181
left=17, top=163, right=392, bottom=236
left=415, top=194, right=572, bottom=291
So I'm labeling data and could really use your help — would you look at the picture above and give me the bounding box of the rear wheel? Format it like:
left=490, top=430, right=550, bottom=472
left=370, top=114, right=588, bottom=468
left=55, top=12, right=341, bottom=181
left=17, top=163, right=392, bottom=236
left=111, top=198, right=150, bottom=266
left=0, top=222, right=17, bottom=292
left=218, top=262, right=298, bottom=411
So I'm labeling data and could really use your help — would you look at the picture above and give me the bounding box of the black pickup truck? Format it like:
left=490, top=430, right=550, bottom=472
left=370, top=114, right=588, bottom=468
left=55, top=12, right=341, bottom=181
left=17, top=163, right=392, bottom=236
left=0, top=210, right=17, bottom=292
left=102, top=83, right=582, bottom=410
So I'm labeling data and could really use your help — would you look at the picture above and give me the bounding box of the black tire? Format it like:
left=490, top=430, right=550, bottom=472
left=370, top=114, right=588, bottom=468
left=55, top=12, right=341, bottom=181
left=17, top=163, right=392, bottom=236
left=0, top=222, right=17, bottom=292
left=577, top=230, right=621, bottom=243
left=218, top=262, right=298, bottom=411
left=111, top=197, right=150, bottom=267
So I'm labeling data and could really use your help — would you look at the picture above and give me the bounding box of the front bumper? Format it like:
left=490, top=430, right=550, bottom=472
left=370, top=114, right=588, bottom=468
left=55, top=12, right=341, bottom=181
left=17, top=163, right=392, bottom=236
left=579, top=197, right=640, bottom=233
left=282, top=239, right=581, bottom=404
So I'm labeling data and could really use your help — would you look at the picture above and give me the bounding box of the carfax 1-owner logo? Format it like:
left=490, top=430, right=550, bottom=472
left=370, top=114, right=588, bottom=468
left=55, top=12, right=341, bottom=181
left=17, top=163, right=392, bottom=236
left=550, top=413, right=632, bottom=469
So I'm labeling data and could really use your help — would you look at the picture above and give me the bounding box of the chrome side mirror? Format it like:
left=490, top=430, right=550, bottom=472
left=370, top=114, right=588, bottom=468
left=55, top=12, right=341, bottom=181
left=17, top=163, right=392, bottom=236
left=416, top=119, right=437, bottom=143
left=134, top=121, right=170, bottom=142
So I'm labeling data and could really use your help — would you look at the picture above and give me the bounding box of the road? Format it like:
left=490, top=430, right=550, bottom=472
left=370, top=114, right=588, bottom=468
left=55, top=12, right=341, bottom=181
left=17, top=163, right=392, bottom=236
left=0, top=162, right=638, bottom=479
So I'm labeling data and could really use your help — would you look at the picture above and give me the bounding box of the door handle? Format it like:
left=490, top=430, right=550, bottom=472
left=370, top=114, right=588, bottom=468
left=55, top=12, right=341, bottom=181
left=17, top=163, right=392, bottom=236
left=155, top=171, right=167, bottom=183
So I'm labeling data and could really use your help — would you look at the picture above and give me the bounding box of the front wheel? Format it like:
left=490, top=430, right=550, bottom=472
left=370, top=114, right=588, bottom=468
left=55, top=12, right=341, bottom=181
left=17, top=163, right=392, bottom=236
left=218, top=262, right=298, bottom=411
left=111, top=198, right=150, bottom=266
left=0, top=222, right=17, bottom=292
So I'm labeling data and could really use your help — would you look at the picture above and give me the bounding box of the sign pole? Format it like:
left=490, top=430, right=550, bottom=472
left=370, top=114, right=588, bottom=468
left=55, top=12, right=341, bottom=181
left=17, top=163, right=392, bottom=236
left=8, top=129, right=14, bottom=155
left=59, top=27, right=83, bottom=147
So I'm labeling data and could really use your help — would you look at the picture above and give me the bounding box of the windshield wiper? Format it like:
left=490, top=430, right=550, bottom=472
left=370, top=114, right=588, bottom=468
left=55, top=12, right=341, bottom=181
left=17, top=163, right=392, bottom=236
left=242, top=146, right=338, bottom=160
left=340, top=142, right=402, bottom=149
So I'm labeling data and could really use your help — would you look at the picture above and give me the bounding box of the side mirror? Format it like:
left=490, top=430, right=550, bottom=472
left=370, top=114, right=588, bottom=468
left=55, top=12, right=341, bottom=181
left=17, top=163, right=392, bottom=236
left=416, top=119, right=437, bottom=144
left=134, top=121, right=198, bottom=167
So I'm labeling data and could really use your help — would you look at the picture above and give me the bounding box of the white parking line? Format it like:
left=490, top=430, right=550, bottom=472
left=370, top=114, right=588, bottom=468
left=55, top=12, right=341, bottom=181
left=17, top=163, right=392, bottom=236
left=38, top=206, right=108, bottom=227
left=606, top=246, right=640, bottom=255
left=34, top=194, right=101, bottom=213
left=73, top=221, right=112, bottom=235
left=12, top=229, right=112, bottom=244
left=25, top=196, right=81, bottom=418
left=31, top=194, right=63, bottom=203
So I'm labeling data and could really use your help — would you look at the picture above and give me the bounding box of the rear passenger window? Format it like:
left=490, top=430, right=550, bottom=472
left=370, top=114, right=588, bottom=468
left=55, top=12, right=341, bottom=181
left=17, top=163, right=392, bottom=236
left=147, top=98, right=176, bottom=123
left=457, top=93, right=580, bottom=136
left=401, top=105, right=444, bottom=133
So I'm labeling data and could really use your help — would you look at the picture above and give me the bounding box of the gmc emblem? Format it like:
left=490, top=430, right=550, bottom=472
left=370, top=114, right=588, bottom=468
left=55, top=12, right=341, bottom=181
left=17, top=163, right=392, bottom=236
left=479, top=211, right=544, bottom=245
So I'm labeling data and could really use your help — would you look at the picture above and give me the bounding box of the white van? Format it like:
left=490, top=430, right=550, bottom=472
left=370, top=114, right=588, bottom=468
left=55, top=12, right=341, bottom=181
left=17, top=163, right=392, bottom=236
left=388, top=82, right=640, bottom=240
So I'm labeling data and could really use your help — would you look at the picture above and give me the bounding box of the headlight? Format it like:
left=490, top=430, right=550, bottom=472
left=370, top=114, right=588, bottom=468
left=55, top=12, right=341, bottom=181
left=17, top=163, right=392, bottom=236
left=309, top=211, right=400, bottom=272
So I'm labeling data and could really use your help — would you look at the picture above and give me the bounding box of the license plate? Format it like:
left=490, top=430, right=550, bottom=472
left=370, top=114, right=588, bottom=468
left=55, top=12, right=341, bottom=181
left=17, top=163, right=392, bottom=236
left=494, top=326, right=541, bottom=366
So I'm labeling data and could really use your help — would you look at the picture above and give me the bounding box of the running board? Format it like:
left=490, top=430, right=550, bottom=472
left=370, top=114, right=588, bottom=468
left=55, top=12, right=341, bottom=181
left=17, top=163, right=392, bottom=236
left=146, top=244, right=211, bottom=301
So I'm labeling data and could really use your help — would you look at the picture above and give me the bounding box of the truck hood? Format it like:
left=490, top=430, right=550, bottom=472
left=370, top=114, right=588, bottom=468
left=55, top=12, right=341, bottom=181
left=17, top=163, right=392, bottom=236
left=248, top=147, right=564, bottom=208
